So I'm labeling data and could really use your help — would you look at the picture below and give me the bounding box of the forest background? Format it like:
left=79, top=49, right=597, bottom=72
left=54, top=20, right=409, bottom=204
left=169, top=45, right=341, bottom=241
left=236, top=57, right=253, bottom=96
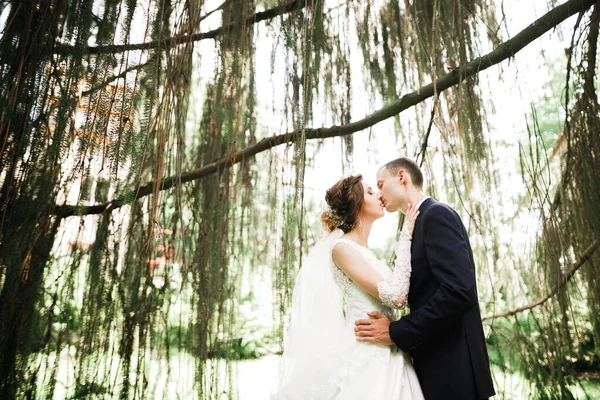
left=0, top=0, right=599, bottom=398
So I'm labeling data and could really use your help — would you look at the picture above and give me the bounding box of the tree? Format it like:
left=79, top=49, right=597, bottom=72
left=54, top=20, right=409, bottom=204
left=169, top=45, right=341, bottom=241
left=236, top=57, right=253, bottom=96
left=0, top=0, right=598, bottom=398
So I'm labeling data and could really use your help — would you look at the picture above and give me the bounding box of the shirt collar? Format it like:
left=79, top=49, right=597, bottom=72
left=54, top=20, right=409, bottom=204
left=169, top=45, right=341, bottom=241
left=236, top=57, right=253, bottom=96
left=415, top=196, right=430, bottom=210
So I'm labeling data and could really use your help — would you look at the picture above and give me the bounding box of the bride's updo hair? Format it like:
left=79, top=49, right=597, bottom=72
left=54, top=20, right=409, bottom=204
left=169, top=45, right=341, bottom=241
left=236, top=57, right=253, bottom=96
left=321, top=175, right=364, bottom=233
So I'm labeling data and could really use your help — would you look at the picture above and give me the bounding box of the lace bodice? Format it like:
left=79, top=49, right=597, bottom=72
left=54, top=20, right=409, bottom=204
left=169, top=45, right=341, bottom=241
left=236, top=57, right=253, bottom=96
left=273, top=228, right=424, bottom=400
left=331, top=225, right=413, bottom=322
left=331, top=239, right=397, bottom=322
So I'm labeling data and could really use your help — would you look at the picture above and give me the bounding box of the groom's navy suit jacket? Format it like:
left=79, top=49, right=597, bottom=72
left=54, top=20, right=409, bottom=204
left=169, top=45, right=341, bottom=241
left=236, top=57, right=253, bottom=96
left=389, top=198, right=495, bottom=400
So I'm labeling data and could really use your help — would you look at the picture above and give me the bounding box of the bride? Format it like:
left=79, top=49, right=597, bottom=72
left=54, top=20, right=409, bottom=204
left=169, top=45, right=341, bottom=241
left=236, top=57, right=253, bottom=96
left=272, top=175, right=424, bottom=400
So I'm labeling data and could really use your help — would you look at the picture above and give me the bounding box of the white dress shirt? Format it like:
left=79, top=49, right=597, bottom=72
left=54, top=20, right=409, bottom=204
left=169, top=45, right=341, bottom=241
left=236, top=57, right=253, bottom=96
left=414, top=196, right=430, bottom=210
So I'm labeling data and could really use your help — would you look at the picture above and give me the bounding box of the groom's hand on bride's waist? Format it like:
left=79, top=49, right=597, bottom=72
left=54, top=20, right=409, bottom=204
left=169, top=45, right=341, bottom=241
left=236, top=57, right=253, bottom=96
left=354, top=311, right=393, bottom=346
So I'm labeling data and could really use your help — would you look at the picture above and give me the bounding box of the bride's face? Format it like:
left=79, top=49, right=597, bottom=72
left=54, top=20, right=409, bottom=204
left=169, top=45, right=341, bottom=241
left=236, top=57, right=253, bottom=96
left=359, top=180, right=385, bottom=221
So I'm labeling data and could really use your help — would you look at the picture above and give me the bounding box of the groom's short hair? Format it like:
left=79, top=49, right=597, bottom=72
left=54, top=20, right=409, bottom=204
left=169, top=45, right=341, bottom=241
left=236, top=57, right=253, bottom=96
left=382, top=157, right=424, bottom=188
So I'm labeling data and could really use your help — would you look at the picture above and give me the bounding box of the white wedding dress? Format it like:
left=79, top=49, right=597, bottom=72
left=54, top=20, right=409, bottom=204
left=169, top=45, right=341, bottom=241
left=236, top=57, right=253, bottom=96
left=272, top=228, right=424, bottom=400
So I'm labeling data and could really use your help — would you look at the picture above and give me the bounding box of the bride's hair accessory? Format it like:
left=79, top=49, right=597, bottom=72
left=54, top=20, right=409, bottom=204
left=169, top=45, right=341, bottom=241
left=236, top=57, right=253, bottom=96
left=324, top=206, right=353, bottom=231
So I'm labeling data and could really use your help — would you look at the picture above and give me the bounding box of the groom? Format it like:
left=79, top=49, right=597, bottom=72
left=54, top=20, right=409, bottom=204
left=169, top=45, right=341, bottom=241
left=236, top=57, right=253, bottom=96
left=355, top=157, right=495, bottom=400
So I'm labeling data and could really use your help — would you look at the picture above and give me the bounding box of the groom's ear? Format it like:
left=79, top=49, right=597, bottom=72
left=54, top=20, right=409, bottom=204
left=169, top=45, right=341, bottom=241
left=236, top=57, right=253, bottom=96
left=397, top=169, right=405, bottom=182
left=398, top=169, right=411, bottom=185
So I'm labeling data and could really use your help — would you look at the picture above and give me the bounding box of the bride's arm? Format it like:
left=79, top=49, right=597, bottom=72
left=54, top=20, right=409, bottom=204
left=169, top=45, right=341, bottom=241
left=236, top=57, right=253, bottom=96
left=332, top=204, right=419, bottom=305
left=377, top=226, right=412, bottom=308
left=377, top=204, right=420, bottom=309
left=332, top=244, right=385, bottom=301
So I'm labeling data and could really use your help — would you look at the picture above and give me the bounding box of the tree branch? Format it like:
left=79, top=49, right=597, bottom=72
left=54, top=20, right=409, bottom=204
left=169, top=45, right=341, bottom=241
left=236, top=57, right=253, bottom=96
left=199, top=2, right=226, bottom=23
left=416, top=102, right=437, bottom=167
left=482, top=239, right=598, bottom=321
left=81, top=60, right=153, bottom=97
left=56, top=0, right=307, bottom=56
left=54, top=0, right=599, bottom=218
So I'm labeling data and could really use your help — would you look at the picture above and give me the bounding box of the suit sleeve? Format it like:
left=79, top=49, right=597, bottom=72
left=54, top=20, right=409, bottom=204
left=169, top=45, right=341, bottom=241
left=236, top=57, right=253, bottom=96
left=389, top=205, right=478, bottom=352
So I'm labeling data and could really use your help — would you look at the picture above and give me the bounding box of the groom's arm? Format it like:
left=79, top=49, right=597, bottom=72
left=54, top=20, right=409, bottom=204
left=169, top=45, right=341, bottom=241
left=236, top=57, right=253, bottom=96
left=389, top=204, right=478, bottom=352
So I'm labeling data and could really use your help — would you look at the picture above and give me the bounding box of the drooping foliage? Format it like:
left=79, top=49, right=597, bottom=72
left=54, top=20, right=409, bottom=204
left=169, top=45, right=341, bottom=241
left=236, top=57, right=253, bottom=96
left=0, top=1, right=598, bottom=399
left=500, top=7, right=600, bottom=398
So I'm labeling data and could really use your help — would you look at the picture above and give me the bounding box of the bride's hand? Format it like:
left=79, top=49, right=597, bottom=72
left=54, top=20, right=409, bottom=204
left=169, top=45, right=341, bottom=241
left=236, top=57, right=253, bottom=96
left=404, top=203, right=420, bottom=236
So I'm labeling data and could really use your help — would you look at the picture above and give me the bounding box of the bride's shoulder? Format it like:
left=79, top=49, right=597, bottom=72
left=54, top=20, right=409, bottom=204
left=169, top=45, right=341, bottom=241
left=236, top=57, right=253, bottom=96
left=332, top=239, right=378, bottom=266
left=334, top=237, right=356, bottom=245
left=332, top=238, right=370, bottom=258
left=332, top=238, right=359, bottom=253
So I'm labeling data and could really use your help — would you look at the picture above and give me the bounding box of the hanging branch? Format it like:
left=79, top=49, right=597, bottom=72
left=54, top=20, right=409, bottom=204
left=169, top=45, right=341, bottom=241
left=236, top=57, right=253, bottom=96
left=482, top=240, right=598, bottom=321
left=502, top=129, right=566, bottom=224
left=416, top=0, right=440, bottom=167
left=56, top=0, right=307, bottom=56
left=560, top=10, right=584, bottom=199
left=81, top=59, right=154, bottom=97
left=53, top=0, right=599, bottom=219
left=416, top=102, right=437, bottom=167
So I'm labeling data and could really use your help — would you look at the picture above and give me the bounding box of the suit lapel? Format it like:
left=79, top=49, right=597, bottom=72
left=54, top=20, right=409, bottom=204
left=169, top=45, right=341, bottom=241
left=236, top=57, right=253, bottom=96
left=408, top=198, right=436, bottom=304
left=418, top=197, right=436, bottom=212
left=414, top=197, right=436, bottom=231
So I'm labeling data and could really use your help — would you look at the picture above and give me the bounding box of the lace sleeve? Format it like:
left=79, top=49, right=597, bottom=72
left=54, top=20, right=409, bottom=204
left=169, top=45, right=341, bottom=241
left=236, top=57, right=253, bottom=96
left=377, top=225, right=412, bottom=309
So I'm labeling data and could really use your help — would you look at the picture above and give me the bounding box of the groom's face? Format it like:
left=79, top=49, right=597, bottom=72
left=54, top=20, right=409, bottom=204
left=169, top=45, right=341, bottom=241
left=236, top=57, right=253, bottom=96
left=376, top=167, right=408, bottom=213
